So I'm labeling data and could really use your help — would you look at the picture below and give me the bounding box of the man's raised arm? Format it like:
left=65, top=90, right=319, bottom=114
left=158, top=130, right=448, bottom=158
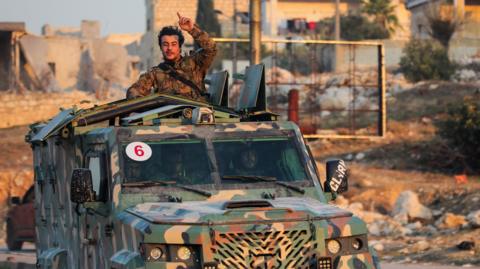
left=177, top=12, right=217, bottom=71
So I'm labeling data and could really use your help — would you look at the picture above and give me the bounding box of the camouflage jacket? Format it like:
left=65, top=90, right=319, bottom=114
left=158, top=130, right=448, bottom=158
left=126, top=25, right=217, bottom=102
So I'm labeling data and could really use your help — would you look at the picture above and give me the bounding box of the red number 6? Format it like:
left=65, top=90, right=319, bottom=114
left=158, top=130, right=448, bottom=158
left=134, top=145, right=144, bottom=156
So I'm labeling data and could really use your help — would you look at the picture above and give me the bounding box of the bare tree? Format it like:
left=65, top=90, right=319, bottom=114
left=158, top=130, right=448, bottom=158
left=425, top=1, right=464, bottom=49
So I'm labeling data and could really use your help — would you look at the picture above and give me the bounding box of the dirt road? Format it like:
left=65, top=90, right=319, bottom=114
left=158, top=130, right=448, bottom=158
left=383, top=263, right=480, bottom=269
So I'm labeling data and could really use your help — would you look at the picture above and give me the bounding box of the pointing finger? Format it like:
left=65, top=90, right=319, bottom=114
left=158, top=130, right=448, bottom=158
left=177, top=12, right=182, bottom=19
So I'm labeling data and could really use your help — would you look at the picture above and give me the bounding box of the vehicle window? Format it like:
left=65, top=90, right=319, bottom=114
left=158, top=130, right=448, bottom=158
left=89, top=157, right=102, bottom=197
left=122, top=140, right=212, bottom=185
left=213, top=137, right=308, bottom=182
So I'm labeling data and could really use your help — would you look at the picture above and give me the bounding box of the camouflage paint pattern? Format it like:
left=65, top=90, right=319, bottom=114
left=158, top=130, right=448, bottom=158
left=28, top=98, right=380, bottom=269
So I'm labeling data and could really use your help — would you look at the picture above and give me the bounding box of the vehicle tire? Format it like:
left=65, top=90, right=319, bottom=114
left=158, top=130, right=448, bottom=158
left=6, top=220, right=23, bottom=251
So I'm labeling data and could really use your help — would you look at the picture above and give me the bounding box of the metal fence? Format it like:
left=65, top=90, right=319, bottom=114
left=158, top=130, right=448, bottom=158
left=211, top=38, right=386, bottom=139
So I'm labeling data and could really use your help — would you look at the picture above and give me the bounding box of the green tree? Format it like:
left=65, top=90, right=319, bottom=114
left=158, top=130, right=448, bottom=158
left=361, top=0, right=400, bottom=33
left=195, top=0, right=221, bottom=37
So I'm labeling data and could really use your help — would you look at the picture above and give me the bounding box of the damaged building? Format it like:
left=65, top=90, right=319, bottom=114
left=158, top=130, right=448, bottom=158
left=0, top=20, right=140, bottom=99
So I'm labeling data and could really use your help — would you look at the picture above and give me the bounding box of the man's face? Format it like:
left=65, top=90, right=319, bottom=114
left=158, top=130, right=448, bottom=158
left=161, top=35, right=181, bottom=61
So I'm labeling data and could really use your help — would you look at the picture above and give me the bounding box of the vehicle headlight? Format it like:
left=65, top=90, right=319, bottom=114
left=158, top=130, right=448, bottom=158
left=324, top=235, right=368, bottom=256
left=327, top=239, right=341, bottom=254
left=141, top=244, right=167, bottom=262
left=150, top=247, right=163, bottom=260
left=141, top=243, right=201, bottom=265
left=177, top=246, right=192, bottom=260
left=352, top=237, right=363, bottom=250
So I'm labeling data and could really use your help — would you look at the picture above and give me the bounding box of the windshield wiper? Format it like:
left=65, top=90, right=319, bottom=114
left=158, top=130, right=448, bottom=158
left=122, top=180, right=212, bottom=197
left=175, top=184, right=212, bottom=197
left=122, top=180, right=176, bottom=187
left=222, top=175, right=277, bottom=182
left=275, top=181, right=305, bottom=194
left=222, top=175, right=305, bottom=194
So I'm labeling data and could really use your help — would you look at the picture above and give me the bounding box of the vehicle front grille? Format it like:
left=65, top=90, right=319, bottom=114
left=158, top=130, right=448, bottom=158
left=211, top=229, right=316, bottom=269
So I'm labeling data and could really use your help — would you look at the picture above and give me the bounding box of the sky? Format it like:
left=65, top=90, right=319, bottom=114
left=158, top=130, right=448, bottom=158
left=0, top=0, right=146, bottom=36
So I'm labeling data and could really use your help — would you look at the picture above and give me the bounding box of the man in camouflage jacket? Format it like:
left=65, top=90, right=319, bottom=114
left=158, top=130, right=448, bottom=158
left=126, top=13, right=217, bottom=102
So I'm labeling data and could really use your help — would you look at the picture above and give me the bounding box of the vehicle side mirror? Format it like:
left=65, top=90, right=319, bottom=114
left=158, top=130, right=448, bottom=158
left=10, top=197, right=21, bottom=205
left=70, top=168, right=96, bottom=204
left=324, top=160, right=348, bottom=195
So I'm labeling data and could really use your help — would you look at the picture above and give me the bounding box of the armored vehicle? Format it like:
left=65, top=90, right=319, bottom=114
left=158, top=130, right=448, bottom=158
left=27, top=64, right=380, bottom=269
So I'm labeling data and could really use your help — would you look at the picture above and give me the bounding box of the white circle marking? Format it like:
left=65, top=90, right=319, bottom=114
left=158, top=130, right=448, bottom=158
left=126, top=142, right=152, bottom=161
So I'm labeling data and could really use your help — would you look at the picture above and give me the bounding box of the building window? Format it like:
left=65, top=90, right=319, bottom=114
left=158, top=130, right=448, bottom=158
left=48, top=62, right=56, bottom=76
left=287, top=18, right=307, bottom=33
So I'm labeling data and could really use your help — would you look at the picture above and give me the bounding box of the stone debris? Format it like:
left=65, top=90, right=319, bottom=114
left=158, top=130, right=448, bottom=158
left=435, top=212, right=468, bottom=229
left=333, top=189, right=479, bottom=265
left=456, top=241, right=475, bottom=251
left=452, top=69, right=478, bottom=83
left=466, top=210, right=480, bottom=228
left=369, top=240, right=385, bottom=252
left=355, top=152, right=366, bottom=161
left=411, top=240, right=430, bottom=252
left=392, top=190, right=433, bottom=221
left=333, top=195, right=349, bottom=208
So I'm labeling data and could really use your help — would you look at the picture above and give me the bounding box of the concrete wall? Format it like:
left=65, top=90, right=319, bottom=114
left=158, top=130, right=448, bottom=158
left=390, top=0, right=412, bottom=40
left=38, top=35, right=137, bottom=91
left=44, top=37, right=82, bottom=89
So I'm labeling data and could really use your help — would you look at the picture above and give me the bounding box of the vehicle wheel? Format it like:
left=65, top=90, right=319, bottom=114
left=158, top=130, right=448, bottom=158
left=6, top=220, right=23, bottom=251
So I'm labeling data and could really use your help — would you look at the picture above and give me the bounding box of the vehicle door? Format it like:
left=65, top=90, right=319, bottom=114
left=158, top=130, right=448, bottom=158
left=80, top=149, right=112, bottom=269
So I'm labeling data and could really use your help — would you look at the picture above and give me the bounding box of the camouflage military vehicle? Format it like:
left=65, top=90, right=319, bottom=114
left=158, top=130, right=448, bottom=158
left=27, top=64, right=380, bottom=269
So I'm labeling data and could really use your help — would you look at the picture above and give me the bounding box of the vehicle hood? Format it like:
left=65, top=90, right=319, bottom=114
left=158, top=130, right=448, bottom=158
left=124, top=197, right=352, bottom=225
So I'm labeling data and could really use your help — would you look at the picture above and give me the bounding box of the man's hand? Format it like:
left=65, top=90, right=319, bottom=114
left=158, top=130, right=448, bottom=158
left=177, top=12, right=194, bottom=32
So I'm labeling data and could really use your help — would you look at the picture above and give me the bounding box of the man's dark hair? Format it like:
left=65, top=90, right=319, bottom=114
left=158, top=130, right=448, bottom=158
left=158, top=26, right=185, bottom=47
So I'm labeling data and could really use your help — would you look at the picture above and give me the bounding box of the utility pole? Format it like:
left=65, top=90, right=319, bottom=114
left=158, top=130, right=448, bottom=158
left=334, top=0, right=341, bottom=71
left=250, top=0, right=262, bottom=65
left=233, top=0, right=238, bottom=77
left=335, top=0, right=340, bottom=40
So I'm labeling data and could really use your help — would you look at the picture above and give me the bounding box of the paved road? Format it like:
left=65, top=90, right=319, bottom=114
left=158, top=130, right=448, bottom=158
left=1, top=245, right=479, bottom=269
left=0, top=243, right=36, bottom=268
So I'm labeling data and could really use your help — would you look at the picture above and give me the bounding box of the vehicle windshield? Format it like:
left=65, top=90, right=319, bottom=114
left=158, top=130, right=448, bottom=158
left=213, top=137, right=308, bottom=182
left=121, top=136, right=310, bottom=187
left=122, top=140, right=213, bottom=185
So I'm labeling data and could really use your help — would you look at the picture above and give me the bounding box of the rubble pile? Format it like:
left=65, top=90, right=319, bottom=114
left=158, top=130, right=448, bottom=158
left=334, top=190, right=480, bottom=264
left=452, top=57, right=480, bottom=83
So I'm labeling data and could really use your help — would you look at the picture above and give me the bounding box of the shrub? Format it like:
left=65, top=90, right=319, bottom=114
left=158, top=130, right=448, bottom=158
left=437, top=100, right=480, bottom=171
left=399, top=39, right=455, bottom=82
